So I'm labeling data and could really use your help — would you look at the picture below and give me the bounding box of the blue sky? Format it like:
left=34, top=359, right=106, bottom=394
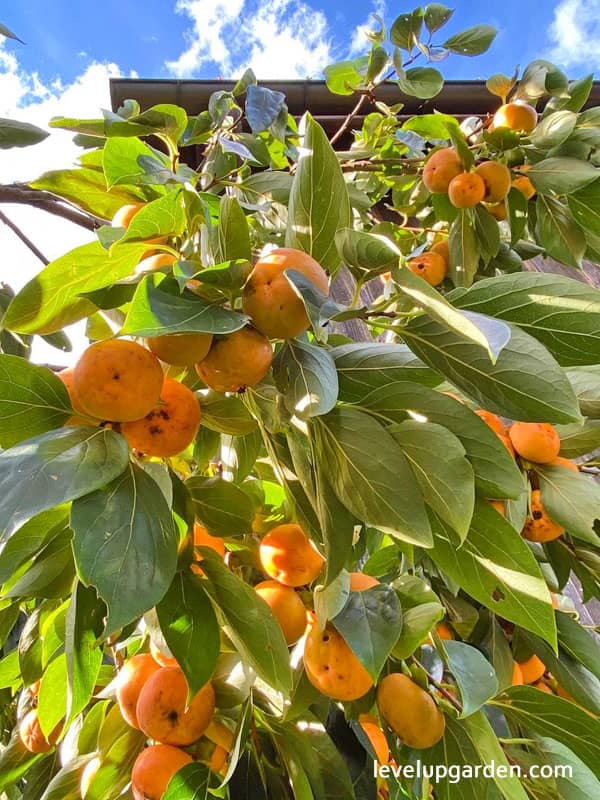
left=2, top=0, right=599, bottom=89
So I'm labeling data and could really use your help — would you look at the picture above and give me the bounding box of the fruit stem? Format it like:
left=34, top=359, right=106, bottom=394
left=409, top=655, right=463, bottom=713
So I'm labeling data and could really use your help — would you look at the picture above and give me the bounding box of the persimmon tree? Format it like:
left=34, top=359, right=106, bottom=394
left=2, top=6, right=600, bottom=799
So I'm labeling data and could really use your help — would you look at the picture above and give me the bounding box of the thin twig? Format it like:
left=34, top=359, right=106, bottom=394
left=409, top=655, right=463, bottom=713
left=0, top=208, right=49, bottom=264
left=0, top=183, right=107, bottom=230
left=329, top=94, right=368, bottom=147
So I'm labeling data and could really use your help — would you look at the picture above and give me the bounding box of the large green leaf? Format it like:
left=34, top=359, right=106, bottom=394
left=0, top=427, right=129, bottom=544
left=314, top=407, right=432, bottom=547
left=3, top=241, right=148, bottom=334
left=121, top=274, right=248, bottom=336
left=568, top=178, right=600, bottom=238
left=494, top=686, right=600, bottom=779
left=0, top=355, right=72, bottom=447
left=0, top=507, right=68, bottom=584
left=0, top=118, right=49, bottom=149
left=313, top=458, right=357, bottom=586
left=65, top=582, right=105, bottom=725
left=535, top=737, right=600, bottom=800
left=116, top=189, right=186, bottom=244
left=395, top=267, right=511, bottom=359
left=198, top=391, right=257, bottom=435
left=273, top=340, right=339, bottom=419
left=157, top=571, right=220, bottom=698
left=449, top=209, right=479, bottom=287
left=71, top=462, right=179, bottom=634
left=528, top=157, right=598, bottom=196
left=556, top=419, right=600, bottom=458
left=429, top=502, right=557, bottom=646
left=186, top=476, right=254, bottom=537
left=390, top=420, right=474, bottom=540
left=442, top=24, right=497, bottom=55
left=556, top=611, right=600, bottom=681
left=215, top=196, right=252, bottom=263
left=535, top=195, right=586, bottom=269
left=163, top=763, right=210, bottom=800
left=334, top=228, right=400, bottom=281
left=331, top=585, right=402, bottom=681
left=333, top=342, right=442, bottom=402
left=567, top=366, right=600, bottom=416
left=442, top=641, right=498, bottom=717
left=451, top=273, right=600, bottom=367
left=404, top=317, right=582, bottom=424
left=357, top=382, right=523, bottom=499
left=201, top=554, right=293, bottom=695
left=286, top=113, right=351, bottom=275
left=536, top=464, right=600, bottom=545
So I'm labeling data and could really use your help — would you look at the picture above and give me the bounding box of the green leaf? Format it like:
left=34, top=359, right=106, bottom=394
left=157, top=571, right=220, bottom=698
left=516, top=60, right=568, bottom=101
left=473, top=205, right=501, bottom=266
left=536, top=464, right=600, bottom=545
left=536, top=737, right=600, bottom=800
left=424, top=3, right=454, bottom=33
left=38, top=653, right=67, bottom=737
left=71, top=462, right=179, bottom=634
left=451, top=272, right=600, bottom=367
left=246, top=85, right=286, bottom=132
left=186, top=476, right=254, bottom=537
left=528, top=157, right=598, bottom=195
left=314, top=407, right=432, bottom=547
left=65, top=582, right=105, bottom=725
left=0, top=355, right=72, bottom=447
left=198, top=391, right=257, bottom=435
left=5, top=526, right=74, bottom=599
left=314, top=460, right=357, bottom=586
left=463, top=712, right=529, bottom=800
left=566, top=366, right=600, bottom=417
left=442, top=640, right=498, bottom=717
left=390, top=420, right=474, bottom=540
left=38, top=757, right=89, bottom=800
left=85, top=706, right=145, bottom=800
left=163, top=763, right=210, bottom=800
left=102, top=136, right=170, bottom=188
left=390, top=9, right=424, bottom=51
left=286, top=113, right=351, bottom=276
left=332, top=585, right=402, bottom=681
left=324, top=59, right=367, bottom=96
left=0, top=735, right=45, bottom=794
left=429, top=502, right=557, bottom=646
left=442, top=25, right=497, bottom=56
left=358, top=382, right=523, bottom=499
left=115, top=189, right=186, bottom=244
left=201, top=554, right=293, bottom=695
left=273, top=340, right=339, bottom=419
left=191, top=259, right=252, bottom=293
left=3, top=241, right=147, bottom=334
left=0, top=118, right=49, bottom=149
left=404, top=317, right=582, bottom=424
left=395, top=267, right=511, bottom=359
left=507, top=187, right=528, bottom=246
left=0, top=427, right=129, bottom=544
left=556, top=611, right=600, bottom=682
left=494, top=686, right=600, bottom=779
left=398, top=67, right=444, bottom=99
left=121, top=274, right=248, bottom=336
left=30, top=168, right=147, bottom=219
left=556, top=419, right=600, bottom=458
left=216, top=196, right=252, bottom=263
left=334, top=228, right=400, bottom=281
left=333, top=342, right=441, bottom=401
left=568, top=179, right=600, bottom=238
left=532, top=110, right=577, bottom=149
left=449, top=209, right=479, bottom=287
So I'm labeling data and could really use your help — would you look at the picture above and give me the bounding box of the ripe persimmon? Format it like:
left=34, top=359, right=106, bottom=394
left=436, top=623, right=454, bottom=640
left=136, top=667, right=214, bottom=746
left=146, top=333, right=213, bottom=366
left=474, top=161, right=511, bottom=203
left=195, top=327, right=272, bottom=393
left=487, top=202, right=507, bottom=220
left=492, top=103, right=537, bottom=133
left=254, top=580, right=307, bottom=645
left=522, top=490, right=565, bottom=542
left=121, top=378, right=200, bottom=457
left=131, top=744, right=192, bottom=800
left=134, top=252, right=177, bottom=275
left=548, top=456, right=579, bottom=472
left=73, top=339, right=164, bottom=422
left=193, top=523, right=226, bottom=558
left=422, top=148, right=463, bottom=193
left=149, top=639, right=179, bottom=668
left=242, top=248, right=329, bottom=340
left=116, top=653, right=161, bottom=729
left=304, top=624, right=373, bottom=701
left=358, top=713, right=390, bottom=764
left=407, top=252, right=447, bottom=286
left=475, top=409, right=505, bottom=435
left=512, top=662, right=524, bottom=686
left=509, top=422, right=560, bottom=464
left=488, top=499, right=506, bottom=516
left=112, top=203, right=145, bottom=228
left=376, top=674, right=445, bottom=749
left=448, top=172, right=486, bottom=208
left=430, top=239, right=449, bottom=265
left=498, top=433, right=517, bottom=458
left=517, top=655, right=546, bottom=684
left=349, top=572, right=379, bottom=591
left=259, top=523, right=324, bottom=587
left=512, top=174, right=536, bottom=200
left=533, top=679, right=553, bottom=693
left=19, top=709, right=61, bottom=753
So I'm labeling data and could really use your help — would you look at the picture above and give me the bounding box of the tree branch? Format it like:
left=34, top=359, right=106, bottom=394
left=0, top=183, right=108, bottom=231
left=0, top=209, right=49, bottom=264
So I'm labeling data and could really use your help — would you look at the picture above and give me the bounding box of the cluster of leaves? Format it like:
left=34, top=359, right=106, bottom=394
left=1, top=7, right=600, bottom=800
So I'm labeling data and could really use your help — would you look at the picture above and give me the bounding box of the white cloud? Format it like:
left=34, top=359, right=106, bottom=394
left=546, top=0, right=600, bottom=70
left=349, top=0, right=386, bottom=57
left=166, top=0, right=332, bottom=79
left=0, top=41, right=128, bottom=365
